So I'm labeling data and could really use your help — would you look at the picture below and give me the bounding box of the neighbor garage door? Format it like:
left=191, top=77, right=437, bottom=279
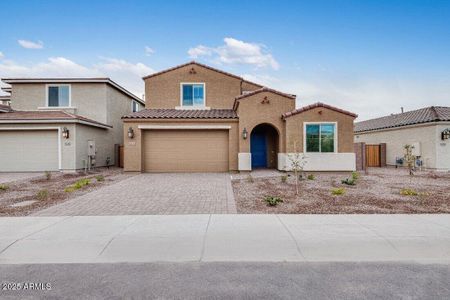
left=143, top=130, right=229, bottom=172
left=0, top=130, right=59, bottom=172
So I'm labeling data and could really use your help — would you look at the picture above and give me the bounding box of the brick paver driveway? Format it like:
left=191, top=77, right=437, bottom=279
left=34, top=173, right=236, bottom=216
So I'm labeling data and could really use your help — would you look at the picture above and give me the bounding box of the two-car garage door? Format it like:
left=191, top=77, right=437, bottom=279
left=0, top=130, right=59, bottom=172
left=143, top=130, right=229, bottom=172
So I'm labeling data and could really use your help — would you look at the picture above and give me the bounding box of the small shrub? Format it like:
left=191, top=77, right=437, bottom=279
left=281, top=175, right=288, bottom=183
left=400, top=188, right=418, bottom=196
left=341, top=178, right=356, bottom=186
left=307, top=174, right=315, bottom=180
left=95, top=175, right=105, bottom=182
left=0, top=184, right=9, bottom=191
left=331, top=187, right=346, bottom=196
left=65, top=178, right=91, bottom=193
left=264, top=196, right=283, bottom=206
left=247, top=174, right=254, bottom=183
left=351, top=171, right=359, bottom=181
left=36, top=189, right=49, bottom=200
left=44, top=171, right=52, bottom=180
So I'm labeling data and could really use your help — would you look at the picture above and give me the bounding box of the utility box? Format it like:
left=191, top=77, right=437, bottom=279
left=87, top=140, right=96, bottom=156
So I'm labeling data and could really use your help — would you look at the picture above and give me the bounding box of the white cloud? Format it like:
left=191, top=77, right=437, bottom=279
left=188, top=37, right=279, bottom=70
left=18, top=39, right=44, bottom=49
left=0, top=52, right=3, bottom=59
left=0, top=56, right=154, bottom=97
left=144, top=46, right=155, bottom=56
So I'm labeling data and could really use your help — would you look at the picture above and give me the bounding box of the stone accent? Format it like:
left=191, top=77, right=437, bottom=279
left=354, top=142, right=366, bottom=171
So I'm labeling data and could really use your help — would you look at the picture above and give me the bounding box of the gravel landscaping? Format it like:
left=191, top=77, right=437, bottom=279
left=232, top=168, right=450, bottom=214
left=0, top=168, right=133, bottom=216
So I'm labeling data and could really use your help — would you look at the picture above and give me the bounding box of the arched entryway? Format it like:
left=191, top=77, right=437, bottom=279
left=250, top=123, right=279, bottom=169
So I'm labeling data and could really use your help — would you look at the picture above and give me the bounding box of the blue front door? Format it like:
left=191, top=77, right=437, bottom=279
left=251, top=132, right=267, bottom=168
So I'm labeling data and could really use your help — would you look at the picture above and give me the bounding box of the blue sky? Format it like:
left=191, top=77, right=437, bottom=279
left=1, top=0, right=449, bottom=120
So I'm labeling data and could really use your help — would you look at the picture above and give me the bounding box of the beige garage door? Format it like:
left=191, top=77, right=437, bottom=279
left=143, top=130, right=229, bottom=172
left=0, top=130, right=59, bottom=172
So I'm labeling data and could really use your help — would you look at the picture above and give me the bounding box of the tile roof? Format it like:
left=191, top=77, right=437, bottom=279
left=282, top=102, right=358, bottom=119
left=0, top=104, right=13, bottom=112
left=122, top=109, right=238, bottom=119
left=354, top=106, right=450, bottom=133
left=233, top=87, right=296, bottom=110
left=0, top=110, right=112, bottom=128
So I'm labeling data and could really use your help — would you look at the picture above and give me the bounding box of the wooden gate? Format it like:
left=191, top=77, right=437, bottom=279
left=366, top=145, right=381, bottom=167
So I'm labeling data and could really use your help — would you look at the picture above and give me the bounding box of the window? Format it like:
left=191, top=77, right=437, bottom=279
left=47, top=85, right=70, bottom=107
left=132, top=100, right=140, bottom=112
left=305, top=123, right=336, bottom=153
left=181, top=83, right=205, bottom=107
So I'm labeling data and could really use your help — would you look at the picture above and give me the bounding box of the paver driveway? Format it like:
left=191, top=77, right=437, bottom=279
left=34, top=173, right=236, bottom=216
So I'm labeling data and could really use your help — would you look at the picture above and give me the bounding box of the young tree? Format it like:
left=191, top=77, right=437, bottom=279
left=403, top=144, right=416, bottom=176
left=287, top=143, right=308, bottom=195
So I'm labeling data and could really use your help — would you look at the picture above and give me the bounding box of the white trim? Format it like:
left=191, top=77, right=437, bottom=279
left=0, top=126, right=62, bottom=171
left=179, top=82, right=206, bottom=108
left=0, top=119, right=111, bottom=129
left=38, top=106, right=76, bottom=110
left=303, top=122, right=338, bottom=153
left=45, top=84, right=71, bottom=108
left=138, top=125, right=231, bottom=130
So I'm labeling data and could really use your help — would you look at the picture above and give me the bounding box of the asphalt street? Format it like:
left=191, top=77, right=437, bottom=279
left=0, top=262, right=449, bottom=299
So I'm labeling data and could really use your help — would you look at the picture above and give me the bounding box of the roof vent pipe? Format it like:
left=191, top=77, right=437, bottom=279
left=401, top=107, right=404, bottom=113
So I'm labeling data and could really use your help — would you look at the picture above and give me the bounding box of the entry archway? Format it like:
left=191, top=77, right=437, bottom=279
left=250, top=123, right=279, bottom=169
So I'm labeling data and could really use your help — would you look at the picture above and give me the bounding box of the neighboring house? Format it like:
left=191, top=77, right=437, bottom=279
left=122, top=61, right=357, bottom=172
left=354, top=106, right=450, bottom=171
left=0, top=95, right=11, bottom=106
left=0, top=78, right=144, bottom=172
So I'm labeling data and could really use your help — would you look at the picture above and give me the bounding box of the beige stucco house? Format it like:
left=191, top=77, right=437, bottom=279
left=355, top=106, right=450, bottom=171
left=122, top=61, right=357, bottom=172
left=0, top=78, right=144, bottom=172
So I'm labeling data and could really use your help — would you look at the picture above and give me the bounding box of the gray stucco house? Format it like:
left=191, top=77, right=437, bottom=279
left=0, top=78, right=144, bottom=172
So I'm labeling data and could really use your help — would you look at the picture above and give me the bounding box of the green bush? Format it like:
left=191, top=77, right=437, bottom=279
left=280, top=175, right=288, bottom=183
left=95, top=175, right=105, bottom=182
left=0, top=184, right=9, bottom=191
left=36, top=189, right=49, bottom=200
left=44, top=171, right=52, bottom=180
left=351, top=171, right=359, bottom=181
left=65, top=178, right=91, bottom=193
left=400, top=188, right=418, bottom=196
left=264, top=196, right=283, bottom=206
left=331, top=187, right=346, bottom=196
left=341, top=178, right=356, bottom=186
left=307, top=174, right=315, bottom=180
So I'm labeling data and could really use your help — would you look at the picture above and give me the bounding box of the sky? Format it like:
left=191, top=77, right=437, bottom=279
left=0, top=0, right=449, bottom=120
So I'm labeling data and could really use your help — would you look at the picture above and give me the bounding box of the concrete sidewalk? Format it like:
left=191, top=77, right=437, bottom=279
left=0, top=214, right=449, bottom=264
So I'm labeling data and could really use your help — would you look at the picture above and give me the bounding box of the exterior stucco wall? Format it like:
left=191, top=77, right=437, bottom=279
left=241, top=81, right=262, bottom=92
left=144, top=64, right=242, bottom=109
left=122, top=119, right=239, bottom=172
left=236, top=92, right=296, bottom=154
left=285, top=107, right=355, bottom=153
left=355, top=123, right=450, bottom=170
left=75, top=124, right=112, bottom=169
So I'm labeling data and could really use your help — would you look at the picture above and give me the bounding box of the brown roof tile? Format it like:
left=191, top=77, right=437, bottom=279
left=282, top=102, right=358, bottom=119
left=0, top=104, right=13, bottom=112
left=354, top=106, right=450, bottom=133
left=122, top=109, right=238, bottom=119
left=0, top=110, right=112, bottom=128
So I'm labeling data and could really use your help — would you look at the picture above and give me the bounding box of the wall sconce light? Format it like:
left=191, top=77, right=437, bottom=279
left=442, top=128, right=450, bottom=140
left=242, top=127, right=248, bottom=140
left=62, top=127, right=69, bottom=139
left=127, top=127, right=135, bottom=139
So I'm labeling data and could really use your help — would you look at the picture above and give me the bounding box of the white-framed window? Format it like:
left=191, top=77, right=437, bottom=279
left=304, top=122, right=337, bottom=153
left=47, top=85, right=71, bottom=107
left=132, top=100, right=140, bottom=112
left=180, top=83, right=205, bottom=107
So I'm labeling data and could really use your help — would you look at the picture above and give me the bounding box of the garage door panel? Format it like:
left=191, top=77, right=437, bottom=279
left=0, top=130, right=59, bottom=172
left=143, top=130, right=228, bottom=172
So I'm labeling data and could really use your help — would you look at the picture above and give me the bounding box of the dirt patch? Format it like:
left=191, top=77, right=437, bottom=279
left=233, top=168, right=450, bottom=214
left=0, top=168, right=133, bottom=216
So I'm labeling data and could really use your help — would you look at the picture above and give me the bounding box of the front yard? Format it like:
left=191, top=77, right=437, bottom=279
left=0, top=168, right=132, bottom=216
left=232, top=168, right=450, bottom=214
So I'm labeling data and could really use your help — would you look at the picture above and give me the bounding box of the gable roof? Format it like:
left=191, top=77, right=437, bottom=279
left=1, top=78, right=145, bottom=105
left=282, top=102, right=358, bottom=119
left=233, top=87, right=296, bottom=110
left=122, top=108, right=238, bottom=120
left=0, top=110, right=111, bottom=128
left=0, top=104, right=13, bottom=112
left=354, top=106, right=450, bottom=133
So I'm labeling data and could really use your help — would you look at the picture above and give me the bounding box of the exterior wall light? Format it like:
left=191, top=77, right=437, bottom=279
left=242, top=127, right=248, bottom=140
left=127, top=127, right=135, bottom=139
left=62, top=127, right=69, bottom=139
left=442, top=128, right=450, bottom=140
